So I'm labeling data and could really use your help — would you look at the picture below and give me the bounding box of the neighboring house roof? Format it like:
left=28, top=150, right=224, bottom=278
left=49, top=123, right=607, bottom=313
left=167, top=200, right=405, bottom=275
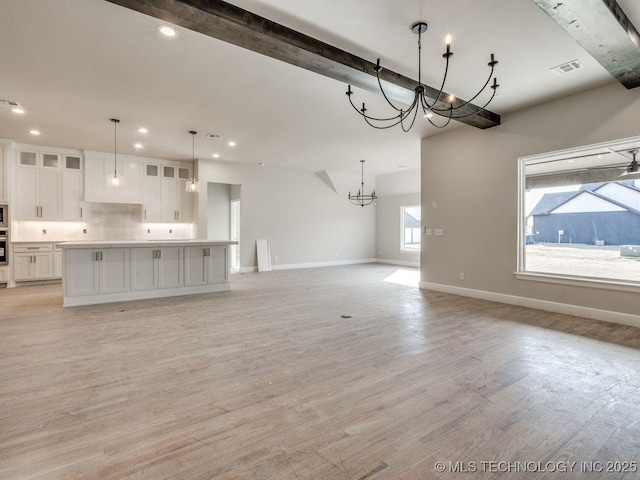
left=529, top=191, right=577, bottom=216
left=530, top=182, right=640, bottom=217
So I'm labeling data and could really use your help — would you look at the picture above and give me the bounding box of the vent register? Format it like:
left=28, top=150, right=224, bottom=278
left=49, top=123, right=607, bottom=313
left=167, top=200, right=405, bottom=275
left=550, top=59, right=585, bottom=75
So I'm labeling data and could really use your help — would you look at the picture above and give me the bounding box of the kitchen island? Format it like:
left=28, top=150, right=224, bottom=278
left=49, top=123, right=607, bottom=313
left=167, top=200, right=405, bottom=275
left=59, top=240, right=238, bottom=307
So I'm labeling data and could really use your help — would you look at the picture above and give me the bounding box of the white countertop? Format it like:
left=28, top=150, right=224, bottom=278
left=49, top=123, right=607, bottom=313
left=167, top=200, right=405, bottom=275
left=57, top=240, right=238, bottom=248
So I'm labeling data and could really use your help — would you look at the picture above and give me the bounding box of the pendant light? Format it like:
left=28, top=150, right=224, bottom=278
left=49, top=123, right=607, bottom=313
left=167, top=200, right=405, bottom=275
left=107, top=118, right=122, bottom=188
left=186, top=130, right=199, bottom=192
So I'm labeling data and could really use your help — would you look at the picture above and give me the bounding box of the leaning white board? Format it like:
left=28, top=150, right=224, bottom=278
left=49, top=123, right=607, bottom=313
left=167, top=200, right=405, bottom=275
left=256, top=239, right=272, bottom=272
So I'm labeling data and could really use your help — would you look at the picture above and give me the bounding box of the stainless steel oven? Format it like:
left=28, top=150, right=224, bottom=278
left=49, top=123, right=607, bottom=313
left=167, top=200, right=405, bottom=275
left=0, top=204, right=7, bottom=228
left=0, top=228, right=7, bottom=265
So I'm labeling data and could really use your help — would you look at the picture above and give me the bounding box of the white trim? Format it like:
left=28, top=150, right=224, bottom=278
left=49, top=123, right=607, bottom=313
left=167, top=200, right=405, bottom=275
left=419, top=281, right=640, bottom=329
left=271, top=258, right=376, bottom=271
left=63, top=283, right=231, bottom=307
left=515, top=272, right=640, bottom=293
left=376, top=258, right=420, bottom=268
left=240, top=266, right=257, bottom=273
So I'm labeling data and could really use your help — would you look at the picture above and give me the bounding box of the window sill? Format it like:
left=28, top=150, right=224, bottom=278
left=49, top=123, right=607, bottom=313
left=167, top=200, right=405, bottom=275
left=515, top=271, right=640, bottom=293
left=400, top=250, right=421, bottom=255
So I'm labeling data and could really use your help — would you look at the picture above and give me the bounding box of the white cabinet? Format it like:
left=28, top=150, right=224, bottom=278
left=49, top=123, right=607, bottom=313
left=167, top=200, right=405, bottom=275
left=0, top=143, right=6, bottom=202
left=142, top=163, right=161, bottom=221
left=16, top=150, right=62, bottom=220
left=53, top=245, right=63, bottom=278
left=64, top=247, right=129, bottom=297
left=62, top=154, right=84, bottom=220
left=84, top=151, right=143, bottom=204
left=0, top=266, right=7, bottom=283
left=143, top=161, right=193, bottom=222
left=61, top=241, right=234, bottom=307
left=13, top=244, right=54, bottom=281
left=184, top=245, right=228, bottom=286
left=130, top=246, right=183, bottom=291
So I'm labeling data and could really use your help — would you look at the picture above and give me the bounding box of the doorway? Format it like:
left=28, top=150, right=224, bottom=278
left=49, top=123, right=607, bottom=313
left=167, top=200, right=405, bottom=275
left=207, top=182, right=241, bottom=273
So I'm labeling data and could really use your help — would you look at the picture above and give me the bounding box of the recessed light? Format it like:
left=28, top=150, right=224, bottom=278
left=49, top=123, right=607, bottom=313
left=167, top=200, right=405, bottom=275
left=258, top=162, right=265, bottom=166
left=157, top=25, right=178, bottom=38
left=212, top=153, right=220, bottom=158
left=29, top=129, right=40, bottom=135
left=228, top=141, right=236, bottom=147
left=133, top=143, right=143, bottom=149
left=12, top=107, right=25, bottom=114
left=138, top=127, right=148, bottom=134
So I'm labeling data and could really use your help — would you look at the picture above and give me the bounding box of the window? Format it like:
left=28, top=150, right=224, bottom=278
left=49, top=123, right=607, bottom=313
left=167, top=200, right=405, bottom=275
left=519, top=136, right=640, bottom=286
left=401, top=205, right=421, bottom=253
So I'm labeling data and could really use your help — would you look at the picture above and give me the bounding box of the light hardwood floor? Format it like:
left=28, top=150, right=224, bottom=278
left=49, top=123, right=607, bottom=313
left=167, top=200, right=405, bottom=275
left=1, top=264, right=639, bottom=479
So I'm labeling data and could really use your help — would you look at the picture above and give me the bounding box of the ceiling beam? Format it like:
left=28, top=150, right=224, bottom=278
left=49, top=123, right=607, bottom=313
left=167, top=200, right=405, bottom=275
left=532, top=0, right=640, bottom=89
left=105, top=0, right=501, bottom=129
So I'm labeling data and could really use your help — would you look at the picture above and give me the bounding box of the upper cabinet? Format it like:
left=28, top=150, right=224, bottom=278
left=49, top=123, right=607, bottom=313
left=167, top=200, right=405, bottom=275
left=62, top=154, right=85, bottom=220
left=84, top=151, right=143, bottom=204
left=16, top=150, right=62, bottom=220
left=15, top=147, right=84, bottom=221
left=143, top=160, right=193, bottom=223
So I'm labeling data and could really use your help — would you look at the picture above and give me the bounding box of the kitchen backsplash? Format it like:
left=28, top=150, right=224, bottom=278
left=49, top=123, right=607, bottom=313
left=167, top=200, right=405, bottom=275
left=12, top=204, right=194, bottom=242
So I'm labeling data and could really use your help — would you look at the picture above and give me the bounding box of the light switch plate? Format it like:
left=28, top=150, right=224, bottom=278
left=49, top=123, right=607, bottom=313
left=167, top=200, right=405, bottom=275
left=425, top=228, right=433, bottom=236
left=435, top=228, right=444, bottom=236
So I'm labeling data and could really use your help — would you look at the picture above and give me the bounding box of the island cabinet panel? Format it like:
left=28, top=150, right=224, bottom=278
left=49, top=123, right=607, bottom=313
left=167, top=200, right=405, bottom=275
left=184, top=245, right=228, bottom=286
left=64, top=249, right=99, bottom=296
left=131, top=246, right=183, bottom=291
left=60, top=241, right=235, bottom=307
left=64, top=248, right=129, bottom=297
left=208, top=246, right=228, bottom=284
left=100, top=248, right=130, bottom=294
left=184, top=246, right=207, bottom=286
left=157, top=247, right=183, bottom=288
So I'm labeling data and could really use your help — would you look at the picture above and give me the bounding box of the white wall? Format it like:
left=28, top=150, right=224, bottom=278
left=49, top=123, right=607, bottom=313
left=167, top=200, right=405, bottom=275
left=375, top=192, right=421, bottom=267
left=421, top=81, right=640, bottom=318
left=374, top=168, right=421, bottom=266
left=197, top=161, right=376, bottom=270
left=375, top=168, right=420, bottom=197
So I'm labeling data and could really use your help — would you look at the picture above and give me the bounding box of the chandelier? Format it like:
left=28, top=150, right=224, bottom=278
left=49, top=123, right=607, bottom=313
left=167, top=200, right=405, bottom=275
left=346, top=21, right=499, bottom=131
left=348, top=160, right=377, bottom=207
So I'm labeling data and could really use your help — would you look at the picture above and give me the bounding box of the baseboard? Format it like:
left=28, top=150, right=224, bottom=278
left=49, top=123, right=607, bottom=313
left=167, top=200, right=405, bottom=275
left=419, top=282, right=640, bottom=329
left=376, top=259, right=420, bottom=268
left=271, top=258, right=377, bottom=271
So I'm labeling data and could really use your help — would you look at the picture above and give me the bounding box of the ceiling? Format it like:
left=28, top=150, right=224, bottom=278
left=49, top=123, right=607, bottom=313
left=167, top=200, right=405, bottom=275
left=0, top=0, right=638, bottom=176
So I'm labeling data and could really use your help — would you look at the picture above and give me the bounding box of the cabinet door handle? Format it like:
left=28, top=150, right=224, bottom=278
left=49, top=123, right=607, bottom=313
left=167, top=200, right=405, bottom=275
left=203, top=248, right=210, bottom=257
left=157, top=250, right=161, bottom=259
left=144, top=209, right=147, bottom=220
left=80, top=207, right=83, bottom=218
left=99, top=251, right=103, bottom=261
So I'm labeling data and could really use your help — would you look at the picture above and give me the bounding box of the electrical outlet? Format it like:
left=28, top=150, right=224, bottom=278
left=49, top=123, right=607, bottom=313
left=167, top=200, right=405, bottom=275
left=459, top=272, right=465, bottom=280
left=83, top=229, right=87, bottom=234
left=42, top=229, right=47, bottom=235
left=274, top=255, right=278, bottom=261
left=169, top=229, right=173, bottom=234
